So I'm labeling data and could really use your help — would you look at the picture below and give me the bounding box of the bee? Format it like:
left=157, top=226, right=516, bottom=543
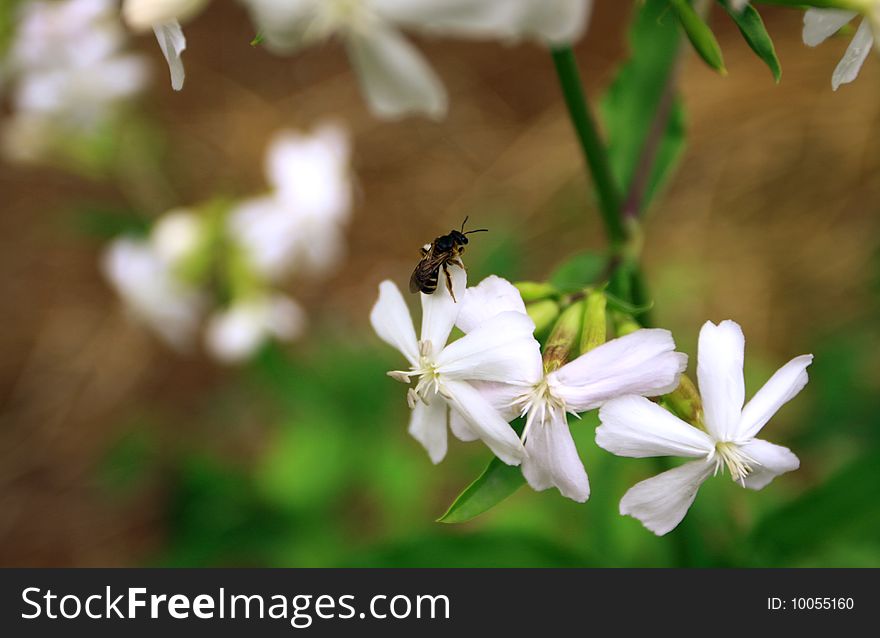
left=409, top=217, right=487, bottom=302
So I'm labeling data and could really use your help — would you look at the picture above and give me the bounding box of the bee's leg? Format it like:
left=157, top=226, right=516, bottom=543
left=420, top=246, right=429, bottom=257
left=449, top=258, right=465, bottom=271
left=443, top=263, right=457, bottom=302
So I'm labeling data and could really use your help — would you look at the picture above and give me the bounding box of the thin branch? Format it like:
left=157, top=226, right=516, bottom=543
left=550, top=47, right=629, bottom=250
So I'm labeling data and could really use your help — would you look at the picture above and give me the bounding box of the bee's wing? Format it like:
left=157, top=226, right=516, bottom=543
left=409, top=247, right=446, bottom=293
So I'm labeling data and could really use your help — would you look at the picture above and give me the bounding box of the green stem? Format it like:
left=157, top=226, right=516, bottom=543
left=551, top=47, right=628, bottom=251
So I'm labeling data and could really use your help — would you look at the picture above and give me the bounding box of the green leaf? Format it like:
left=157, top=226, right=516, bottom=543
left=548, top=250, right=606, bottom=292
left=600, top=0, right=687, bottom=215
left=438, top=456, right=525, bottom=524
left=670, top=0, right=726, bottom=74
left=719, top=0, right=781, bottom=82
left=250, top=32, right=264, bottom=46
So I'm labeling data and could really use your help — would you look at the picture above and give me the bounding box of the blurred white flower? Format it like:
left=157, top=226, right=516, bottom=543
left=229, top=124, right=353, bottom=281
left=123, top=0, right=211, bottom=30
left=150, top=208, right=204, bottom=266
left=121, top=0, right=210, bottom=91
left=206, top=294, right=306, bottom=363
left=370, top=268, right=537, bottom=465
left=596, top=320, right=812, bottom=535
left=457, top=276, right=687, bottom=503
left=241, top=0, right=593, bottom=119
left=102, top=237, right=204, bottom=350
left=2, top=0, right=148, bottom=159
left=803, top=7, right=880, bottom=90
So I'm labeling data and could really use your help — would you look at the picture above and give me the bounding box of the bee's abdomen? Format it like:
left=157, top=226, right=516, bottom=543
left=420, top=273, right=439, bottom=293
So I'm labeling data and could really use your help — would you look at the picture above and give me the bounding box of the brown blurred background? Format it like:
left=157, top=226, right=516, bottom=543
left=0, top=2, right=878, bottom=566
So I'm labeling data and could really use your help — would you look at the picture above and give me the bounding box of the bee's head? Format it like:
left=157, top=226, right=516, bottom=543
left=448, top=230, right=468, bottom=246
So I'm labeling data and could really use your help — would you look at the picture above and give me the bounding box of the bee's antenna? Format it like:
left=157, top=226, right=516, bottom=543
left=461, top=215, right=487, bottom=234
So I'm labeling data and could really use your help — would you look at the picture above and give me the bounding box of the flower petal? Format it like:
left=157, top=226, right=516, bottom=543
left=697, top=320, right=745, bottom=441
left=443, top=379, right=524, bottom=465
left=370, top=280, right=419, bottom=366
left=456, top=275, right=527, bottom=334
left=831, top=19, right=873, bottom=91
left=346, top=26, right=447, bottom=120
left=802, top=9, right=857, bottom=47
left=205, top=301, right=270, bottom=364
left=737, top=354, right=813, bottom=441
left=739, top=439, right=800, bottom=491
left=375, top=0, right=521, bottom=38
left=124, top=0, right=209, bottom=31
left=153, top=21, right=186, bottom=91
left=619, top=460, right=714, bottom=536
left=419, top=263, right=466, bottom=354
left=596, top=395, right=714, bottom=458
left=436, top=311, right=541, bottom=384
left=522, top=409, right=590, bottom=502
left=514, top=0, right=593, bottom=46
left=408, top=397, right=448, bottom=464
left=553, top=328, right=687, bottom=412
left=449, top=408, right=479, bottom=442
left=469, top=380, right=525, bottom=422
left=265, top=295, right=307, bottom=342
left=377, top=0, right=592, bottom=45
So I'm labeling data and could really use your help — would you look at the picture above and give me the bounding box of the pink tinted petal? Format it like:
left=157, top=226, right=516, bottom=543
left=619, top=460, right=714, bottom=536
left=596, top=396, right=714, bottom=459
left=739, top=439, right=800, bottom=491
left=737, top=354, right=812, bottom=441
left=370, top=280, right=418, bottom=365
left=697, top=320, right=745, bottom=441
left=522, top=409, right=590, bottom=502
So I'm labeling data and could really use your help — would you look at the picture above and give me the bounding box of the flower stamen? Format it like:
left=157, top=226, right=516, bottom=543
left=712, top=441, right=756, bottom=486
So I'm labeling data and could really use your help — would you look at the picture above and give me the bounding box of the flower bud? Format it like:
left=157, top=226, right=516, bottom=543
left=527, top=299, right=561, bottom=338
left=515, top=281, right=558, bottom=303
left=579, top=289, right=607, bottom=354
left=542, top=300, right=584, bottom=372
left=614, top=313, right=642, bottom=337
left=662, top=374, right=703, bottom=426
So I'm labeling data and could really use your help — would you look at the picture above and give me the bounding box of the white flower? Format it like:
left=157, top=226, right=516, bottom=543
left=102, top=237, right=204, bottom=350
left=122, top=0, right=209, bottom=91
left=123, top=0, right=210, bottom=30
left=803, top=7, right=880, bottom=90
left=205, top=294, right=306, bottom=363
left=151, top=208, right=204, bottom=266
left=596, top=320, right=812, bottom=536
left=229, top=124, right=353, bottom=281
left=370, top=267, right=539, bottom=465
left=456, top=277, right=687, bottom=502
left=2, top=0, right=148, bottom=159
left=241, top=0, right=593, bottom=119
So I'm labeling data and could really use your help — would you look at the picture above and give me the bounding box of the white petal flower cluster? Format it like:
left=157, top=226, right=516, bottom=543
left=371, top=274, right=686, bottom=497
left=596, top=320, right=812, bottom=535
left=803, top=6, right=880, bottom=90
left=103, top=125, right=353, bottom=363
left=1, top=0, right=148, bottom=162
left=371, top=270, right=537, bottom=464
left=373, top=275, right=811, bottom=529
left=119, top=0, right=589, bottom=118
